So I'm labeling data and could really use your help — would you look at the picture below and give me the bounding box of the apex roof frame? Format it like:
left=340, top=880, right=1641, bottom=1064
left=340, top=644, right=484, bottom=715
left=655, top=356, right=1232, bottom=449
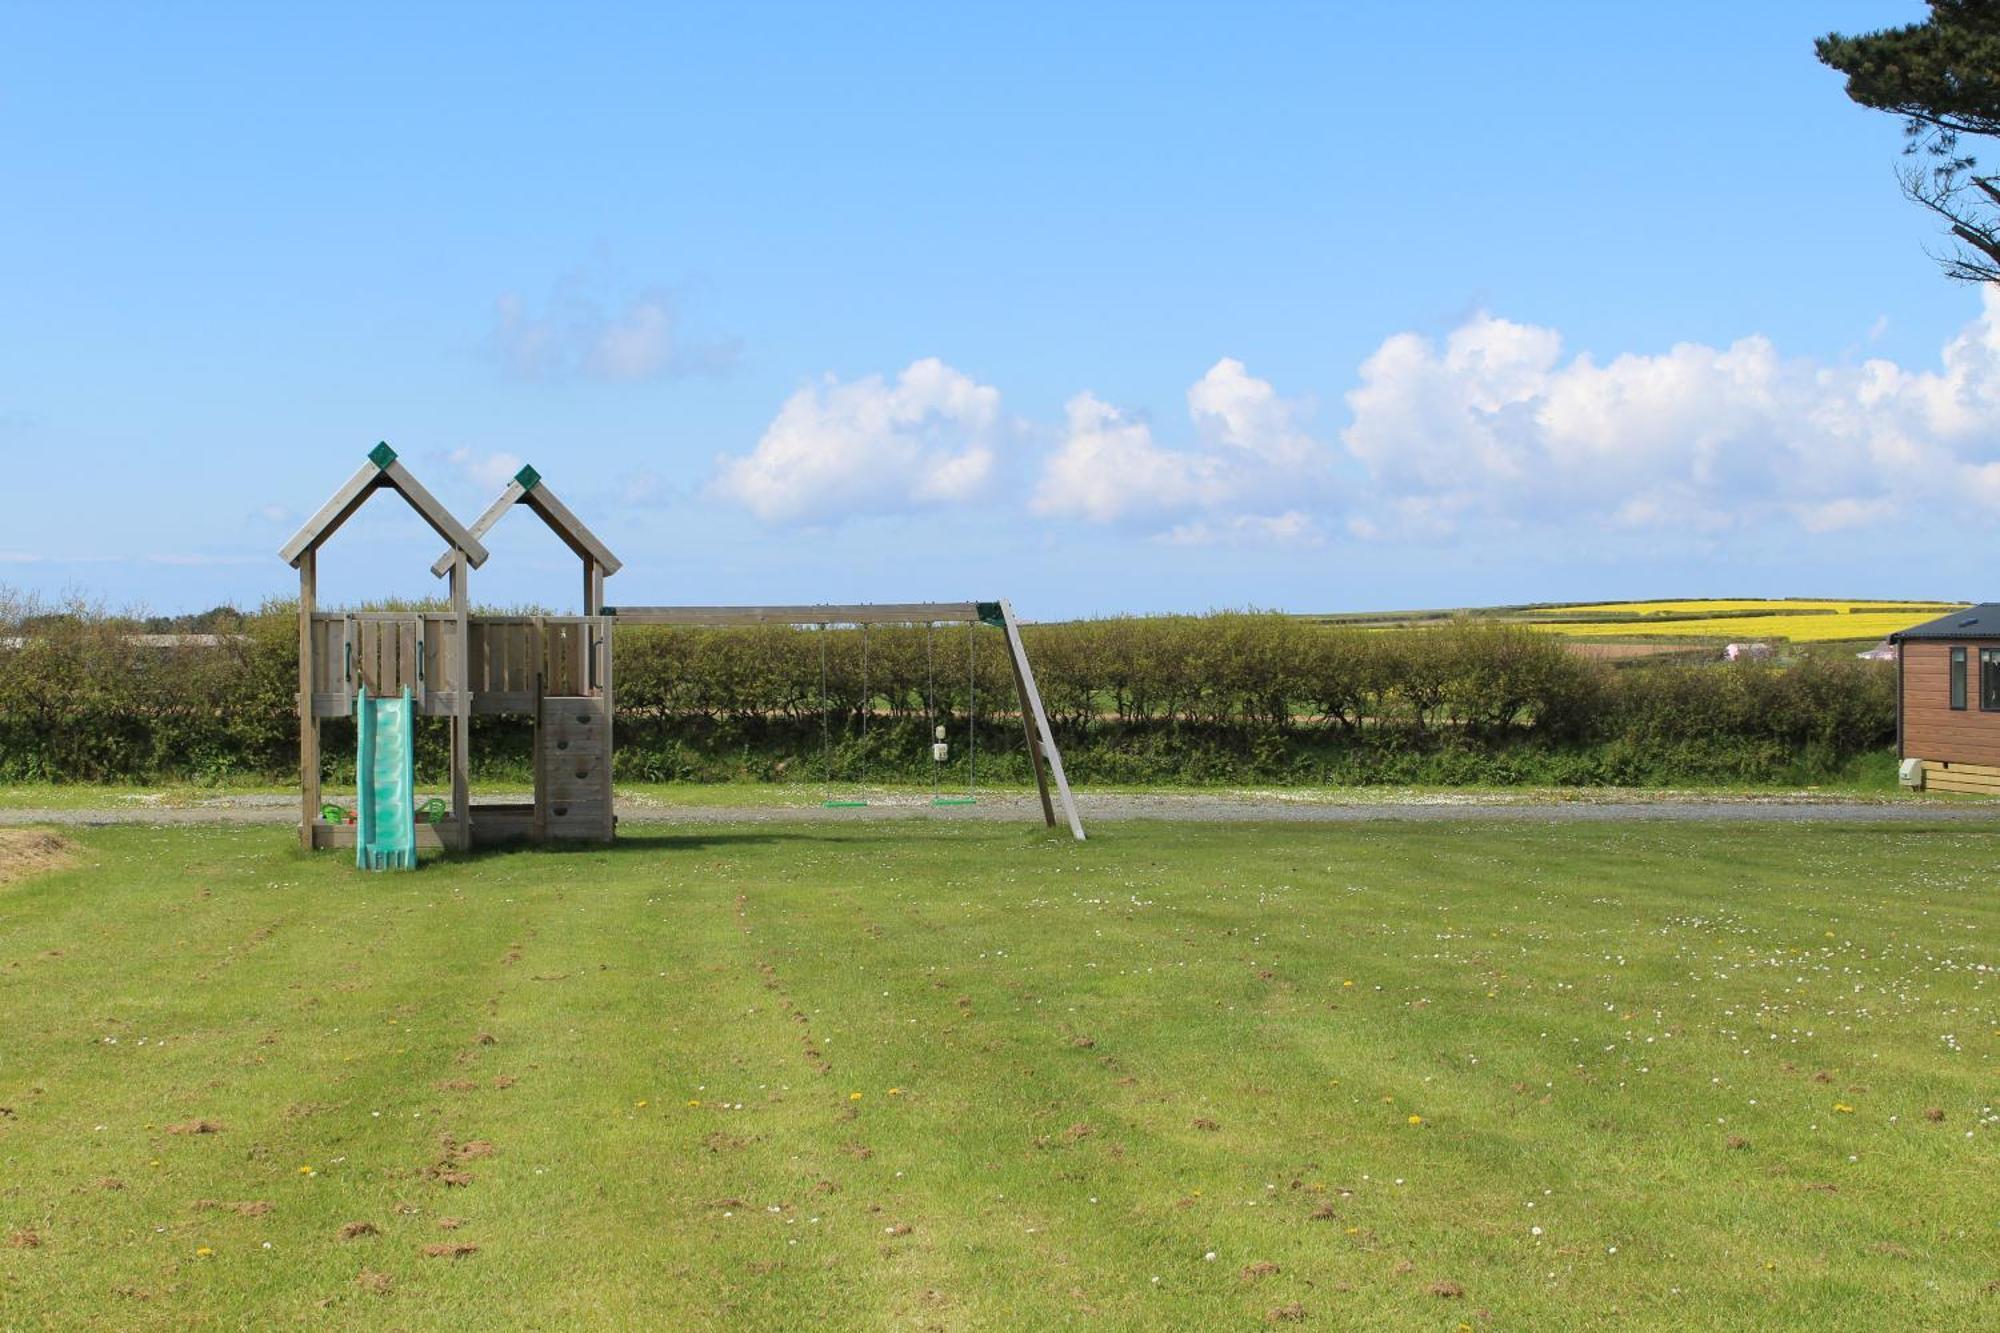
left=280, top=442, right=490, bottom=570
left=429, top=464, right=621, bottom=614
left=279, top=443, right=485, bottom=852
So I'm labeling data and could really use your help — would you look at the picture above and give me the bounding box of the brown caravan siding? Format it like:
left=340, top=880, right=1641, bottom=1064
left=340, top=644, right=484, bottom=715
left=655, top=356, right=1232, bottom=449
left=1900, top=641, right=2000, bottom=765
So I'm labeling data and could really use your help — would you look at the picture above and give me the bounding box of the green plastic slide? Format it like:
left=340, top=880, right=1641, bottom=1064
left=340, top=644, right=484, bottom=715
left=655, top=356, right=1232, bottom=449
left=355, top=685, right=418, bottom=871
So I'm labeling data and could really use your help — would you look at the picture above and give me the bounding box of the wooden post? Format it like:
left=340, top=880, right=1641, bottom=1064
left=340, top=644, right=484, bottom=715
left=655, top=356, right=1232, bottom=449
left=297, top=548, right=319, bottom=849
left=450, top=553, right=471, bottom=851
left=530, top=616, right=546, bottom=843
left=1004, top=634, right=1057, bottom=829
left=997, top=601, right=1085, bottom=841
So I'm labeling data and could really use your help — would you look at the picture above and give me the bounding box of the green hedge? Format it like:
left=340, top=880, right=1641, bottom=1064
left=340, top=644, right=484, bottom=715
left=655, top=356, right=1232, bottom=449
left=0, top=596, right=1896, bottom=786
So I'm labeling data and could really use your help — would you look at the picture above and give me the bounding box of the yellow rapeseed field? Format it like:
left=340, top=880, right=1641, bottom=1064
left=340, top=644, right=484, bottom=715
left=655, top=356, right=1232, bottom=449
left=1523, top=599, right=1963, bottom=642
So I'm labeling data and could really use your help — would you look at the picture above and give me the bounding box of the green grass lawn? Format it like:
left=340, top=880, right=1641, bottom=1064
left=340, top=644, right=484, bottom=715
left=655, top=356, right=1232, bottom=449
left=2, top=820, right=1997, bottom=1329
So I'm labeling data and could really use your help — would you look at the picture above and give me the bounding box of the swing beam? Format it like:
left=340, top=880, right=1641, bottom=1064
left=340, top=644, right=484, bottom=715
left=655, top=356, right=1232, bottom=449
left=601, top=601, right=1085, bottom=840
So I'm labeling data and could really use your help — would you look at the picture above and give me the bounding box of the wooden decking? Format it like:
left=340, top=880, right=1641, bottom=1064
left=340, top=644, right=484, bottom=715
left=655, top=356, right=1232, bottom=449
left=1918, top=760, right=2000, bottom=796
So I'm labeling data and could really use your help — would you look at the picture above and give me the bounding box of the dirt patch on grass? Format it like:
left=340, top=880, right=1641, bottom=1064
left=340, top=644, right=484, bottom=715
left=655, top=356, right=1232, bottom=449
left=0, top=831, right=72, bottom=887
left=191, top=1200, right=272, bottom=1217
left=1240, top=1261, right=1280, bottom=1280
left=421, top=1242, right=479, bottom=1259
left=1265, top=1302, right=1305, bottom=1323
left=166, top=1119, right=224, bottom=1135
left=8, top=1229, right=41, bottom=1249
left=356, top=1269, right=393, bottom=1294
left=338, top=1221, right=380, bottom=1240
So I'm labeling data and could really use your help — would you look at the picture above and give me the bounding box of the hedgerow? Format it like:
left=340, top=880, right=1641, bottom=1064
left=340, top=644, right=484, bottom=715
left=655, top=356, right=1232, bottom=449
left=0, top=595, right=1896, bottom=786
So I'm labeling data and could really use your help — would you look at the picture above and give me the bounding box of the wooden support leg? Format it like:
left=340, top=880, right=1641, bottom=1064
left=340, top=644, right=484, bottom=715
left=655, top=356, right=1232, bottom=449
left=997, top=600, right=1086, bottom=841
left=297, top=550, right=318, bottom=849
left=1005, top=637, right=1057, bottom=829
left=450, top=555, right=472, bottom=852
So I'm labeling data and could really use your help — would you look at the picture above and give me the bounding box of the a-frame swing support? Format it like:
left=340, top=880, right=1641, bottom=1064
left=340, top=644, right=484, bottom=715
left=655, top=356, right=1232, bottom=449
left=601, top=601, right=1086, bottom=840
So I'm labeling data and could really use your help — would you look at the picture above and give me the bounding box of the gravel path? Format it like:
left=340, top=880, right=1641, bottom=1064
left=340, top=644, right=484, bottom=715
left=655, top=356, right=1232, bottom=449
left=6, top=791, right=2000, bottom=828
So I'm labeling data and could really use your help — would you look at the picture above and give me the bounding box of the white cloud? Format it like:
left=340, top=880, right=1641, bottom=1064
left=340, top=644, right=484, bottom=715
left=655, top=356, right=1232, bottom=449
left=1160, top=510, right=1323, bottom=547
left=1031, top=393, right=1229, bottom=523
left=712, top=358, right=1001, bottom=524
left=1032, top=361, right=1328, bottom=530
left=1339, top=291, right=2000, bottom=536
left=491, top=276, right=735, bottom=383
left=1187, top=358, right=1317, bottom=468
left=447, top=447, right=526, bottom=493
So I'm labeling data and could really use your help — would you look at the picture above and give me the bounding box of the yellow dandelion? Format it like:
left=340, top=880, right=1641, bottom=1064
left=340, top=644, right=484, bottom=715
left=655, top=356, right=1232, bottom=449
left=849, top=1091, right=863, bottom=1102
left=1342, top=980, right=1355, bottom=988
left=148, top=1159, right=161, bottom=1168
left=297, top=1165, right=314, bottom=1176
left=686, top=1099, right=701, bottom=1108
left=1408, top=1114, right=1424, bottom=1126
left=195, top=1246, right=213, bottom=1257
left=635, top=1100, right=648, bottom=1108
left=1344, top=1226, right=1359, bottom=1235
left=1834, top=1103, right=1854, bottom=1114
left=888, top=1088, right=903, bottom=1096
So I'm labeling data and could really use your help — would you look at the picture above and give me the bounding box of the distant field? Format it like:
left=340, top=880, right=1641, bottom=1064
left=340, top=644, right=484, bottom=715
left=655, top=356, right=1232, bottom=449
left=1312, top=599, right=1964, bottom=645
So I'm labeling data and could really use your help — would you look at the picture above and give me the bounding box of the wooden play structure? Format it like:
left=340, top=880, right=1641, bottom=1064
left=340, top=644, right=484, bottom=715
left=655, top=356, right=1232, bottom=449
left=280, top=445, right=1083, bottom=863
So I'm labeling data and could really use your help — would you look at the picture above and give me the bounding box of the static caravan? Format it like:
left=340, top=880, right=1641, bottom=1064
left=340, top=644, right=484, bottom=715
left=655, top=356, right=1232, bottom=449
left=1889, top=604, right=2000, bottom=794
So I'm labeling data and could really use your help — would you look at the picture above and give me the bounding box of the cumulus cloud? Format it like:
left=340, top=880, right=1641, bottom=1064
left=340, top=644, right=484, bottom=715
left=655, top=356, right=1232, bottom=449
left=712, top=358, right=1001, bottom=524
left=1340, top=292, right=2000, bottom=537
left=447, top=447, right=526, bottom=493
left=1031, top=360, right=1330, bottom=533
left=491, top=275, right=736, bottom=382
left=1031, top=393, right=1229, bottom=522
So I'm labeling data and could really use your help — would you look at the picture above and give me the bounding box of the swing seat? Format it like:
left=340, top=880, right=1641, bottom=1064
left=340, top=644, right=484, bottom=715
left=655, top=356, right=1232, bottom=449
left=931, top=796, right=977, bottom=807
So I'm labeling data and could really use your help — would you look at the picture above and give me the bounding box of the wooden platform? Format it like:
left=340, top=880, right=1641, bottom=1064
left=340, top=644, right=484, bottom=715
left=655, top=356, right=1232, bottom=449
left=1917, top=759, right=2000, bottom=796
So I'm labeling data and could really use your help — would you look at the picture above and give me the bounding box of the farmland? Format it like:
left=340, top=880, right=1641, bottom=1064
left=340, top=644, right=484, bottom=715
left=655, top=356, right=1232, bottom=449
left=1313, top=599, right=1963, bottom=645
left=3, top=818, right=1998, bottom=1329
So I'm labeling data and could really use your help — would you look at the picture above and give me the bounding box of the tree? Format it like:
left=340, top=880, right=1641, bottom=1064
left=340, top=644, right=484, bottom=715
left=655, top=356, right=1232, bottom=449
left=1818, top=2, right=2000, bottom=282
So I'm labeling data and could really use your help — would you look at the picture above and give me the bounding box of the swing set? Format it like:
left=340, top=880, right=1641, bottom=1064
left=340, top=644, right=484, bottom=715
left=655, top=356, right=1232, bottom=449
left=605, top=601, right=1083, bottom=839
left=813, top=617, right=980, bottom=809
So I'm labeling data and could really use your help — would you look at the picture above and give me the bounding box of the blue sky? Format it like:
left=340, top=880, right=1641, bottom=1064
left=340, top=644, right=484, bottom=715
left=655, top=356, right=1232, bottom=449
left=2, top=1, right=1986, bottom=618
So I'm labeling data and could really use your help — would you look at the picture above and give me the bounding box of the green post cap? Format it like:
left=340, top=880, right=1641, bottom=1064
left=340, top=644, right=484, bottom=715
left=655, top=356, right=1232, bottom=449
left=977, top=601, right=1005, bottom=628
left=514, top=464, right=542, bottom=492
left=368, top=442, right=397, bottom=468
